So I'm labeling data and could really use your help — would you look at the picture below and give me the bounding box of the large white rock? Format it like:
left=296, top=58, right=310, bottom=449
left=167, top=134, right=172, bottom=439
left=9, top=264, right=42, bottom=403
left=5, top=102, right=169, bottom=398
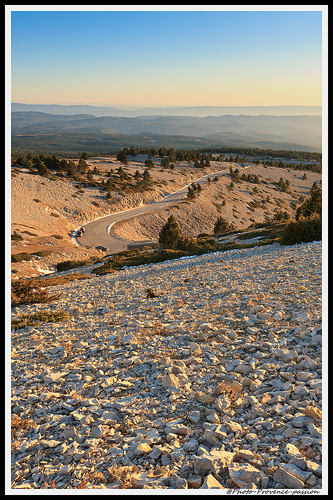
left=194, top=450, right=235, bottom=474
left=228, top=462, right=262, bottom=487
left=200, top=474, right=226, bottom=489
left=273, top=467, right=304, bottom=489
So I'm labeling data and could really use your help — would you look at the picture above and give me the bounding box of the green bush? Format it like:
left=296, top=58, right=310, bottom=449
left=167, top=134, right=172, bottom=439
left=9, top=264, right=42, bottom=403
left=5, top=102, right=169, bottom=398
left=279, top=217, right=322, bottom=245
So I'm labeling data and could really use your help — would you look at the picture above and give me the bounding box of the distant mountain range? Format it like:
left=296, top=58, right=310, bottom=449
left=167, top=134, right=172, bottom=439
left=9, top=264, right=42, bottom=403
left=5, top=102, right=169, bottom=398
left=12, top=102, right=321, bottom=117
left=11, top=110, right=322, bottom=152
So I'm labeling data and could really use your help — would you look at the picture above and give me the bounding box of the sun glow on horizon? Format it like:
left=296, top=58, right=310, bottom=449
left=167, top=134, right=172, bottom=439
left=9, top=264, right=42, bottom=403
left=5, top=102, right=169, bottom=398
left=9, top=8, right=324, bottom=108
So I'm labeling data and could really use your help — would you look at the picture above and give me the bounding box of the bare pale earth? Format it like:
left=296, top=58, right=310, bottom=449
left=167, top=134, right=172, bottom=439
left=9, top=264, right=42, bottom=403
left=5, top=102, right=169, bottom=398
left=11, top=241, right=322, bottom=489
left=11, top=157, right=321, bottom=279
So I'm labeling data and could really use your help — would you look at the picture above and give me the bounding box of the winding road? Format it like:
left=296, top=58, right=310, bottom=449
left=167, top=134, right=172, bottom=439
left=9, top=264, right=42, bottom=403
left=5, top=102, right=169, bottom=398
left=77, top=167, right=232, bottom=252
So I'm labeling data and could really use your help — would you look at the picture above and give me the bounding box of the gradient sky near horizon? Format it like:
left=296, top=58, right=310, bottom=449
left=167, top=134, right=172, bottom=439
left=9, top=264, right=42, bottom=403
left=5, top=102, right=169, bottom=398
left=10, top=8, right=323, bottom=107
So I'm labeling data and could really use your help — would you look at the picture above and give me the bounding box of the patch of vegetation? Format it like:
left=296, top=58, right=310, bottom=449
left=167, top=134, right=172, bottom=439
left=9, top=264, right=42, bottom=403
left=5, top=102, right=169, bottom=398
left=213, top=216, right=235, bottom=236
left=55, top=259, right=94, bottom=272
left=11, top=414, right=35, bottom=439
left=187, top=183, right=202, bottom=200
left=248, top=199, right=261, bottom=210
left=22, top=230, right=38, bottom=236
left=11, top=310, right=70, bottom=330
left=240, top=172, right=260, bottom=184
left=11, top=274, right=91, bottom=307
left=296, top=183, right=322, bottom=220
left=275, top=177, right=290, bottom=193
left=11, top=279, right=62, bottom=307
left=11, top=252, right=32, bottom=263
left=158, top=215, right=184, bottom=249
left=236, top=228, right=273, bottom=240
left=11, top=250, right=53, bottom=262
left=202, top=147, right=321, bottom=172
left=31, top=250, right=53, bottom=258
left=11, top=231, right=23, bottom=241
left=38, top=273, right=92, bottom=287
left=280, top=217, right=322, bottom=245
left=272, top=210, right=290, bottom=221
left=92, top=248, right=189, bottom=276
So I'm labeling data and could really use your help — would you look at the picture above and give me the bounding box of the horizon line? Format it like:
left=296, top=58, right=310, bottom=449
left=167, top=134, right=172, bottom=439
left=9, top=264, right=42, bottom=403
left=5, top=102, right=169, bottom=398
left=12, top=102, right=322, bottom=108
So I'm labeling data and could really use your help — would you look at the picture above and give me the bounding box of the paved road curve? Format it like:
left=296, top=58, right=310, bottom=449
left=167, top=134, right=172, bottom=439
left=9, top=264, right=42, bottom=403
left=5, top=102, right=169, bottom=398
left=77, top=168, right=230, bottom=252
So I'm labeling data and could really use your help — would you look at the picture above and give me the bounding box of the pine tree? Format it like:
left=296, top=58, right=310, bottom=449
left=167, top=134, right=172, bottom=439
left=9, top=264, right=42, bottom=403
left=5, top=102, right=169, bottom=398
left=158, top=215, right=183, bottom=249
left=142, top=168, right=152, bottom=186
left=296, top=184, right=322, bottom=220
left=187, top=186, right=196, bottom=199
left=214, top=216, right=234, bottom=236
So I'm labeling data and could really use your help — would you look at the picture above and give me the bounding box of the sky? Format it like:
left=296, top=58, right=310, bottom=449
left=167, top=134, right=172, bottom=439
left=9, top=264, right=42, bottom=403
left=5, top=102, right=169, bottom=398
left=9, top=7, right=324, bottom=108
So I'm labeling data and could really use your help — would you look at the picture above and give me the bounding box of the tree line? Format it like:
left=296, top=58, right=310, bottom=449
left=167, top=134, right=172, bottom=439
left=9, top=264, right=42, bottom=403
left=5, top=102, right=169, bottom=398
left=200, top=147, right=321, bottom=163
left=116, top=147, right=211, bottom=168
left=115, top=145, right=321, bottom=173
left=12, top=152, right=92, bottom=178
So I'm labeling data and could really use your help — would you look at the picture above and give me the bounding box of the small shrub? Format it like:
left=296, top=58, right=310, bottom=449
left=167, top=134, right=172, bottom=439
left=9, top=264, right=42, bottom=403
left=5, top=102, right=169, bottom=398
left=22, top=230, right=38, bottom=236
left=187, top=186, right=196, bottom=199
left=11, top=231, right=24, bottom=241
left=31, top=250, right=53, bottom=258
left=146, top=288, right=158, bottom=298
left=280, top=217, right=322, bottom=245
left=273, top=210, right=290, bottom=221
left=214, top=217, right=235, bottom=236
left=11, top=252, right=32, bottom=263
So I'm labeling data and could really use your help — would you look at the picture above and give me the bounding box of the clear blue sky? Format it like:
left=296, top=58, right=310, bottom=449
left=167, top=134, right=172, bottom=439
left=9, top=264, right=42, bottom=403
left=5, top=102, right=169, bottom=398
left=10, top=8, right=323, bottom=107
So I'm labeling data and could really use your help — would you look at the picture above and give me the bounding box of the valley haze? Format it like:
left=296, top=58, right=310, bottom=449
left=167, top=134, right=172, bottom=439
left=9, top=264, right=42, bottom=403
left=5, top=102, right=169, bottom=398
left=11, top=104, right=322, bottom=153
left=12, top=103, right=322, bottom=117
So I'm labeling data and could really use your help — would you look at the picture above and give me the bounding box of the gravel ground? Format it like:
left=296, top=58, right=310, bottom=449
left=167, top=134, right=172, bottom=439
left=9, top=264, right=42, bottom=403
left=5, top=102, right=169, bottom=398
left=10, top=240, right=325, bottom=491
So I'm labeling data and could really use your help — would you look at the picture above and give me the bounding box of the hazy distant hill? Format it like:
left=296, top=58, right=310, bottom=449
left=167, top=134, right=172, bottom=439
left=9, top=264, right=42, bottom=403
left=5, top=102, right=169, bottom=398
left=11, top=111, right=322, bottom=151
left=11, top=103, right=322, bottom=117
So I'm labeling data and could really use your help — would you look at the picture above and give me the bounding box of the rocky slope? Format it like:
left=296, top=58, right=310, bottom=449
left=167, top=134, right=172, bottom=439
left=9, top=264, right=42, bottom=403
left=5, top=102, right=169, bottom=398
left=10, top=241, right=323, bottom=490
left=11, top=157, right=321, bottom=279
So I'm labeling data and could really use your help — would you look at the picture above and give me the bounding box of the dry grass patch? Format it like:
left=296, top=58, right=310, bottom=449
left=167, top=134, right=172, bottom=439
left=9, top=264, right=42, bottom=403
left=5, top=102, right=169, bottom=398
left=11, top=414, right=35, bottom=439
left=11, top=279, right=62, bottom=307
left=11, top=274, right=91, bottom=307
left=11, top=310, right=70, bottom=330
